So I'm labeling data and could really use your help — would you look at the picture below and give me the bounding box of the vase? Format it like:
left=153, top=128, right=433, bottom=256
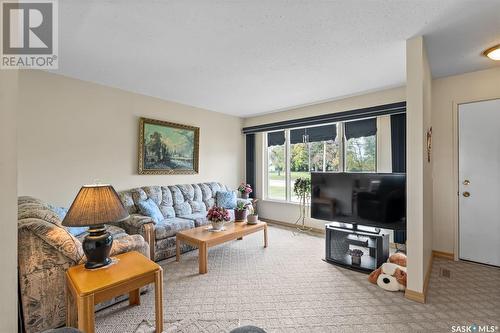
left=351, top=255, right=362, bottom=266
left=240, top=192, right=249, bottom=199
left=211, top=220, right=225, bottom=231
left=234, top=209, right=248, bottom=222
left=247, top=214, right=258, bottom=224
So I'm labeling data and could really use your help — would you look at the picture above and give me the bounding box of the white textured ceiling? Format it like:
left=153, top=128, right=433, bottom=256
left=54, top=0, right=500, bottom=117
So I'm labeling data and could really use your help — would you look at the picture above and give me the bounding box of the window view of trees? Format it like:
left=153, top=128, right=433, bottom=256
left=345, top=135, right=376, bottom=172
left=267, top=121, right=377, bottom=202
left=290, top=140, right=340, bottom=201
left=267, top=132, right=286, bottom=200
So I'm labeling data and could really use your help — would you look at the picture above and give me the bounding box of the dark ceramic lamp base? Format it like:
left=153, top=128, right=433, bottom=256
left=82, top=224, right=113, bottom=269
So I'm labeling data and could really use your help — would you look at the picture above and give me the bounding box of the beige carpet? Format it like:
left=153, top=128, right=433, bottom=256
left=95, top=225, right=500, bottom=332
left=133, top=317, right=240, bottom=333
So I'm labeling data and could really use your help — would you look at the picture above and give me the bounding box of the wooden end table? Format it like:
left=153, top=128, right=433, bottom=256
left=176, top=221, right=268, bottom=274
left=66, top=251, right=163, bottom=333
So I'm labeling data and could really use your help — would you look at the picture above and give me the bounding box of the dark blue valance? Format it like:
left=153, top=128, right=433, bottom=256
left=290, top=124, right=337, bottom=144
left=290, top=128, right=305, bottom=144
left=267, top=131, right=285, bottom=147
left=308, top=124, right=337, bottom=143
left=344, top=118, right=377, bottom=140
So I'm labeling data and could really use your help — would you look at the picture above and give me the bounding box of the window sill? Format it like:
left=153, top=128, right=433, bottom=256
left=261, top=199, right=310, bottom=207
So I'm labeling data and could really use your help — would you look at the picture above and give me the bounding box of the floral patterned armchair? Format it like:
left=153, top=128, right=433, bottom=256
left=18, top=196, right=150, bottom=333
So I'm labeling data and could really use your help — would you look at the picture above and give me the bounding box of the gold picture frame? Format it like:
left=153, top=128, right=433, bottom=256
left=138, top=117, right=200, bottom=175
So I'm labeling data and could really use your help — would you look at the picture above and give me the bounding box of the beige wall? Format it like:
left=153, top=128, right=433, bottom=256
left=244, top=86, right=406, bottom=229
left=432, top=67, right=500, bottom=255
left=405, top=36, right=433, bottom=295
left=245, top=87, right=406, bottom=127
left=405, top=37, right=425, bottom=294
left=422, top=39, right=433, bottom=291
left=18, top=71, right=245, bottom=206
left=0, top=70, right=19, bottom=331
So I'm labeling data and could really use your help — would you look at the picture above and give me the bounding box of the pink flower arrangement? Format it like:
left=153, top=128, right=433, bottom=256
left=206, top=206, right=231, bottom=222
left=238, top=183, right=253, bottom=194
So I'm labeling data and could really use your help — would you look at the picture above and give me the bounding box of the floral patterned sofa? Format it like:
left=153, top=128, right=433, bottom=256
left=118, top=182, right=251, bottom=262
left=18, top=196, right=150, bottom=333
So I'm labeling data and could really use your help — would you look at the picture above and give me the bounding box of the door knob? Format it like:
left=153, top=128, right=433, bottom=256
left=463, top=179, right=470, bottom=185
left=463, top=191, right=470, bottom=197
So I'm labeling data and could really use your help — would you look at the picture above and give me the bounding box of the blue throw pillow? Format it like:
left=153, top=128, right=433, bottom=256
left=137, top=198, right=163, bottom=224
left=216, top=191, right=237, bottom=209
left=49, top=205, right=68, bottom=220
left=68, top=226, right=88, bottom=237
left=49, top=205, right=88, bottom=236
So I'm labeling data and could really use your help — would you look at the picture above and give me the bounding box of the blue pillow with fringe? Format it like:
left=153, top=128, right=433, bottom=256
left=138, top=198, right=163, bottom=224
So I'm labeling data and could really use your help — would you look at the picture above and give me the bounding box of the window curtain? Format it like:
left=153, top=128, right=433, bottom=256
left=344, top=118, right=377, bottom=140
left=267, top=131, right=285, bottom=147
left=390, top=113, right=406, bottom=173
left=290, top=124, right=337, bottom=144
left=245, top=134, right=256, bottom=198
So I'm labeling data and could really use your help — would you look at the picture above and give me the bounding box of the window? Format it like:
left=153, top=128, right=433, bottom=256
left=265, top=118, right=378, bottom=203
left=345, top=136, right=376, bottom=172
left=344, top=119, right=377, bottom=172
left=289, top=125, right=340, bottom=202
left=267, top=131, right=286, bottom=200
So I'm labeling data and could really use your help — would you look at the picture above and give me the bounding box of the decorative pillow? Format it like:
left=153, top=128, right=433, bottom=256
left=137, top=198, right=163, bottom=224
left=49, top=204, right=88, bottom=236
left=49, top=205, right=68, bottom=220
left=216, top=191, right=237, bottom=209
left=68, top=226, right=88, bottom=237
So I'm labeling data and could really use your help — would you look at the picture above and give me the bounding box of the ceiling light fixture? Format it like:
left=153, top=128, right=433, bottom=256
left=483, top=44, right=500, bottom=61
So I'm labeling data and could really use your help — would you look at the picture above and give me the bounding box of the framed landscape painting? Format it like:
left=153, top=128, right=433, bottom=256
left=138, top=117, right=200, bottom=175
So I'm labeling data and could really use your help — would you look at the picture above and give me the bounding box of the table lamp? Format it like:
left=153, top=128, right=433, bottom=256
left=62, top=184, right=130, bottom=269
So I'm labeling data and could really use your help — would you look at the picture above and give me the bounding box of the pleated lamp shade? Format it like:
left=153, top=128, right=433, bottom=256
left=62, top=184, right=129, bottom=227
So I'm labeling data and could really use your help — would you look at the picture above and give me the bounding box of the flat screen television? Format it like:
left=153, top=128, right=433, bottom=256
left=311, top=172, right=406, bottom=231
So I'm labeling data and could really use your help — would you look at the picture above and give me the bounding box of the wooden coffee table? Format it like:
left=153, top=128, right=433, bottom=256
left=176, top=221, right=268, bottom=274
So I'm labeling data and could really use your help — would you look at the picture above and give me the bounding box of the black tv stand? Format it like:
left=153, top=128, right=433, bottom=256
left=327, top=221, right=381, bottom=235
left=325, top=222, right=389, bottom=273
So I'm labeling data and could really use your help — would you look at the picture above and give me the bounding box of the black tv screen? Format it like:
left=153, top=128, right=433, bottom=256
left=311, top=173, right=406, bottom=230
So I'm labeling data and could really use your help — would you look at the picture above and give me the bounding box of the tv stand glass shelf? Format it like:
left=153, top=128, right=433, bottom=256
left=325, top=222, right=389, bottom=273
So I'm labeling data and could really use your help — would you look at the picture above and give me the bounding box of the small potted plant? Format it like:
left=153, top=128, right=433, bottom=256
left=234, top=201, right=250, bottom=222
left=206, top=206, right=231, bottom=231
left=348, top=249, right=364, bottom=266
left=247, top=199, right=259, bottom=224
left=237, top=183, right=253, bottom=199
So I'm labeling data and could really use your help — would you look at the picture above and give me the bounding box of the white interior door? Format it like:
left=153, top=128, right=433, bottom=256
left=458, top=99, right=500, bottom=267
